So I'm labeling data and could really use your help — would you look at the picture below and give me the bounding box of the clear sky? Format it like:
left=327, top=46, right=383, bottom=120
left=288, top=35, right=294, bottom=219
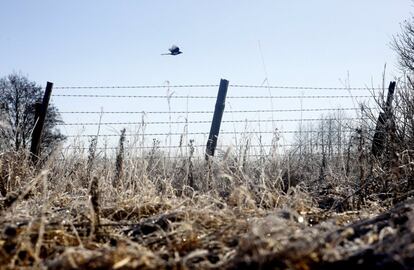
left=1, top=1, right=412, bottom=153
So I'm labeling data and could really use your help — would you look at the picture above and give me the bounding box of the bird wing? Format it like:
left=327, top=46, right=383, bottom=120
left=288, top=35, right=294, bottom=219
left=169, top=45, right=180, bottom=53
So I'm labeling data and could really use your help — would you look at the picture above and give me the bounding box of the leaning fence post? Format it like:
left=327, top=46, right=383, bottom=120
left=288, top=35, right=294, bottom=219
left=371, top=81, right=396, bottom=157
left=205, top=79, right=229, bottom=159
left=30, top=81, right=54, bottom=163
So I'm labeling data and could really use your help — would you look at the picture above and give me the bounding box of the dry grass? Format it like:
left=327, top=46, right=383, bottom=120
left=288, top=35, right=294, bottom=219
left=0, top=145, right=413, bottom=269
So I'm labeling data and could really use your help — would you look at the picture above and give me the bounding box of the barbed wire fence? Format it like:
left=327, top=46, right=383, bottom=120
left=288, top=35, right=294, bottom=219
left=41, top=79, right=385, bottom=160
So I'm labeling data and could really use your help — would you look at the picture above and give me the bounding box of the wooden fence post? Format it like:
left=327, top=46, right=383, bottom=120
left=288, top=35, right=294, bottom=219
left=30, top=81, right=54, bottom=163
left=371, top=81, right=396, bottom=157
left=205, top=79, right=229, bottom=159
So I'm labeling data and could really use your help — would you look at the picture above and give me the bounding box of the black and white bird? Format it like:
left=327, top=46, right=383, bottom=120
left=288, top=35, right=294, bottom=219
left=162, top=45, right=183, bottom=56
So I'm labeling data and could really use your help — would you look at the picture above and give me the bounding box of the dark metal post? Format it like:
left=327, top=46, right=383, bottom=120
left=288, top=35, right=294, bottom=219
left=205, top=79, right=229, bottom=159
left=385, top=81, right=396, bottom=110
left=30, top=82, right=53, bottom=163
left=371, top=81, right=396, bottom=157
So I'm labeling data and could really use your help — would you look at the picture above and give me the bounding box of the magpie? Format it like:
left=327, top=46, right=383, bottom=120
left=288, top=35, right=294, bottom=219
left=162, top=45, right=182, bottom=55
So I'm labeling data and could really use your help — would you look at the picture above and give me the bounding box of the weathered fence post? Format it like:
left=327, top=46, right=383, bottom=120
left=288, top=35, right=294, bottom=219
left=30, top=81, right=53, bottom=163
left=371, top=81, right=396, bottom=157
left=205, top=79, right=229, bottom=159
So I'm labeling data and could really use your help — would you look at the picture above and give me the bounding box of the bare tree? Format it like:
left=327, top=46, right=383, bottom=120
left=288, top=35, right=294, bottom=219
left=0, top=73, right=65, bottom=153
left=393, top=16, right=414, bottom=75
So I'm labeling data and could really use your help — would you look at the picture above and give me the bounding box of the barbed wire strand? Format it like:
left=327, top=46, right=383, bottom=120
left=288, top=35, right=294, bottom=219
left=52, top=94, right=372, bottom=99
left=54, top=84, right=218, bottom=89
left=53, top=84, right=381, bottom=91
left=58, top=117, right=368, bottom=126
left=229, top=84, right=380, bottom=90
left=65, top=129, right=364, bottom=138
left=59, top=107, right=376, bottom=114
left=66, top=143, right=350, bottom=150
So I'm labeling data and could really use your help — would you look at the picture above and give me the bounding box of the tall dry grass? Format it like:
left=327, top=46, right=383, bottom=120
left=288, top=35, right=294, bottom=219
left=1, top=90, right=414, bottom=268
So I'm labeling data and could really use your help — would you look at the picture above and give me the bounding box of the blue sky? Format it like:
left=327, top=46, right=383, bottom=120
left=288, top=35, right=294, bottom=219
left=1, top=1, right=410, bottom=85
left=1, top=1, right=412, bottom=152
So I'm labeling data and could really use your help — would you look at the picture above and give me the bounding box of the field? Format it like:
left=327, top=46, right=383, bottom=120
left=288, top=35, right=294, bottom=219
left=1, top=142, right=413, bottom=270
left=2, top=1, right=414, bottom=269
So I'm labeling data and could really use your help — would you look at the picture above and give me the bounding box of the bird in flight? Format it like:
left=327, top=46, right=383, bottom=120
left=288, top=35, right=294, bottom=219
left=162, top=45, right=182, bottom=56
